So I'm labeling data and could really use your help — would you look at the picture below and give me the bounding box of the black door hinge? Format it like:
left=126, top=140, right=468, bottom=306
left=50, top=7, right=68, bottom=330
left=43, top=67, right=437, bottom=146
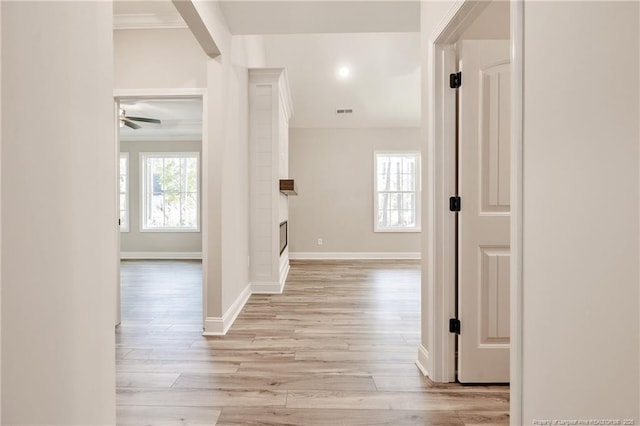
left=118, top=218, right=121, bottom=226
left=449, top=318, right=461, bottom=334
left=449, top=196, right=461, bottom=212
left=449, top=72, right=462, bottom=89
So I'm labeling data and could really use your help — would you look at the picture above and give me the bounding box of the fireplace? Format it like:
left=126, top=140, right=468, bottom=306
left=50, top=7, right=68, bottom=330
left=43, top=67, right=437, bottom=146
left=279, top=221, right=288, bottom=255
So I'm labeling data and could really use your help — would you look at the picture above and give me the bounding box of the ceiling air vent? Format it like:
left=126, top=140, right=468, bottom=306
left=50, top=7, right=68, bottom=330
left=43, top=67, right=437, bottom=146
left=335, top=108, right=353, bottom=115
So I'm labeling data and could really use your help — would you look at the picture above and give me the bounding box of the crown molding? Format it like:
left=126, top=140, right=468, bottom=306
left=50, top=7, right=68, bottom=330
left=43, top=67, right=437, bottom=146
left=114, top=13, right=188, bottom=30
left=120, top=134, right=203, bottom=143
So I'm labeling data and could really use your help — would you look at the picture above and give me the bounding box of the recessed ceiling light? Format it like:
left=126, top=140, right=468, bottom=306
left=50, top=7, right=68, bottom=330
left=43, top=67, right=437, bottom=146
left=337, top=66, right=351, bottom=79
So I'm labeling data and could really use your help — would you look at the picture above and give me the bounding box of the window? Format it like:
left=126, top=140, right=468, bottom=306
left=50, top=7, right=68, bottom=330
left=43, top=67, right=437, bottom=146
left=140, top=152, right=200, bottom=232
left=119, top=153, right=129, bottom=232
left=374, top=151, right=421, bottom=232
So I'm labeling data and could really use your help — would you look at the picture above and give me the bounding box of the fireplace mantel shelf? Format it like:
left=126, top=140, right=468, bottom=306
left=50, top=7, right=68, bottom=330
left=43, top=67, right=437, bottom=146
left=280, top=179, right=298, bottom=196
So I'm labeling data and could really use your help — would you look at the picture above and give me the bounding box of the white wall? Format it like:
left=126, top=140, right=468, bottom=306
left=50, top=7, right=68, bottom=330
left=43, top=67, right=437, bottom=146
left=120, top=140, right=202, bottom=254
left=217, top=35, right=267, bottom=312
left=521, top=1, right=639, bottom=422
left=459, top=0, right=509, bottom=40
left=114, top=28, right=207, bottom=89
left=219, top=36, right=252, bottom=311
left=289, top=128, right=421, bottom=255
left=2, top=2, right=116, bottom=424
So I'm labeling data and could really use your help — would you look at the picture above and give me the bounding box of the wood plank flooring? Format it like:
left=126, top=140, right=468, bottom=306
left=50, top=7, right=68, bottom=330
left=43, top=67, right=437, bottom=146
left=117, top=260, right=509, bottom=425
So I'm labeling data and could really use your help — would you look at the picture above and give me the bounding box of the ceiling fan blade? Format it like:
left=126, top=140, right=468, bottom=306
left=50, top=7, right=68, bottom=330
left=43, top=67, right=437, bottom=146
left=123, top=119, right=141, bottom=129
left=126, top=116, right=161, bottom=124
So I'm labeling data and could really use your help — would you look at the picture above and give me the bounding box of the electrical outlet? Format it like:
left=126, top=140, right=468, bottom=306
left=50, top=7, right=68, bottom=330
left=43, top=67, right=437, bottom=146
left=317, top=238, right=323, bottom=245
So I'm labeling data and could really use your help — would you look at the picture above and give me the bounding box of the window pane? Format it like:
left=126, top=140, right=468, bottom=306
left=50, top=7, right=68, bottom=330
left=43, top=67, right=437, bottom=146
left=377, top=173, right=388, bottom=191
left=378, top=193, right=389, bottom=227
left=183, top=193, right=198, bottom=227
left=186, top=158, right=198, bottom=193
left=377, top=155, right=390, bottom=192
left=388, top=173, right=400, bottom=191
left=389, top=193, right=401, bottom=210
left=378, top=193, right=389, bottom=206
left=377, top=209, right=387, bottom=228
left=377, top=155, right=390, bottom=172
left=378, top=193, right=405, bottom=228
left=402, top=209, right=415, bottom=227
left=402, top=174, right=414, bottom=191
left=163, top=194, right=182, bottom=227
left=402, top=193, right=415, bottom=211
left=389, top=156, right=402, bottom=175
left=119, top=174, right=127, bottom=193
left=388, top=210, right=400, bottom=227
left=402, top=156, right=416, bottom=174
left=149, top=157, right=163, bottom=174
left=150, top=158, right=164, bottom=195
left=150, top=194, right=164, bottom=227
left=163, top=158, right=181, bottom=193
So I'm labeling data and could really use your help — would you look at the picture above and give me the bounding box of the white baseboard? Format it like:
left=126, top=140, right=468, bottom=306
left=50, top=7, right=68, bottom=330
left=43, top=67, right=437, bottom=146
left=250, top=281, right=282, bottom=294
left=202, top=317, right=224, bottom=335
left=415, top=344, right=431, bottom=377
left=251, top=256, right=290, bottom=294
left=280, top=259, right=290, bottom=289
left=120, top=251, right=202, bottom=260
left=279, top=253, right=290, bottom=291
left=203, top=284, right=252, bottom=336
left=289, top=252, right=421, bottom=260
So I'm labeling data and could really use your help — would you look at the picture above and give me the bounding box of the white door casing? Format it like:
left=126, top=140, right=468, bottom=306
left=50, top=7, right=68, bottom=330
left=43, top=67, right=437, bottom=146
left=457, top=40, right=511, bottom=383
left=113, top=88, right=208, bottom=329
left=115, top=100, right=122, bottom=326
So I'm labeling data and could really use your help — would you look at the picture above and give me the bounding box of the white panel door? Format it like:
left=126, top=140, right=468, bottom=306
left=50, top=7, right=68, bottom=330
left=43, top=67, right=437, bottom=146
left=458, top=40, right=510, bottom=383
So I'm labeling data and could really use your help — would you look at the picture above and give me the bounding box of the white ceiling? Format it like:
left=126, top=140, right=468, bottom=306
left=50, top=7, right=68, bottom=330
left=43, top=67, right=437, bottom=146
left=264, top=32, right=421, bottom=128
left=119, top=98, right=203, bottom=141
left=219, top=1, right=420, bottom=34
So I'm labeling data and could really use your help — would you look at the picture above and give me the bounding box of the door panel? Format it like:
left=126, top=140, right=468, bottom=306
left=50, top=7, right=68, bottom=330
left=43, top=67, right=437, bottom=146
left=480, top=63, right=511, bottom=214
left=480, top=246, right=510, bottom=344
left=458, top=40, right=510, bottom=383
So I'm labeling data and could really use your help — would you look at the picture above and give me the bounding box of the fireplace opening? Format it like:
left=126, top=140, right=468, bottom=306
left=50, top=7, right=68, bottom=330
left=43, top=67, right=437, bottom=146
left=279, top=221, right=288, bottom=255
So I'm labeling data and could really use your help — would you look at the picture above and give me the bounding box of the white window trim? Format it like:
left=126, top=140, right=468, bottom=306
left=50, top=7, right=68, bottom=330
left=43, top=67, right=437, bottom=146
left=373, top=150, right=422, bottom=233
left=140, top=152, right=200, bottom=233
left=119, top=152, right=130, bottom=233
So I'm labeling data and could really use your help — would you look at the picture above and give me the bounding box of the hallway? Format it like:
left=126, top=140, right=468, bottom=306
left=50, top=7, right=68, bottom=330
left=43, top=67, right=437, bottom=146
left=116, top=260, right=508, bottom=425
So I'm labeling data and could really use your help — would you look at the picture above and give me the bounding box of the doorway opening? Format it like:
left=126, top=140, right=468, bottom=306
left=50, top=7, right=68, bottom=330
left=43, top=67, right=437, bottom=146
left=114, top=92, right=207, bottom=333
left=423, top=0, right=521, bottom=402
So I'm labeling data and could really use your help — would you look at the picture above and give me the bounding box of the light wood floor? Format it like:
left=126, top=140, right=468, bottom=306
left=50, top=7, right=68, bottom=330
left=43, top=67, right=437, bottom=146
left=117, top=260, right=509, bottom=426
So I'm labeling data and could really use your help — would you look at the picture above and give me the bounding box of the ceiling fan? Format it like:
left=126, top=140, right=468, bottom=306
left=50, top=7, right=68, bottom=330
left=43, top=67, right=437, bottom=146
left=119, top=108, right=161, bottom=129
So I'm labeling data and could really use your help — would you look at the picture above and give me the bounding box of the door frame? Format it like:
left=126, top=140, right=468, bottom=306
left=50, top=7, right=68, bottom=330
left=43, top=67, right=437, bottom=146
left=423, top=0, right=523, bottom=422
left=113, top=88, right=209, bottom=329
